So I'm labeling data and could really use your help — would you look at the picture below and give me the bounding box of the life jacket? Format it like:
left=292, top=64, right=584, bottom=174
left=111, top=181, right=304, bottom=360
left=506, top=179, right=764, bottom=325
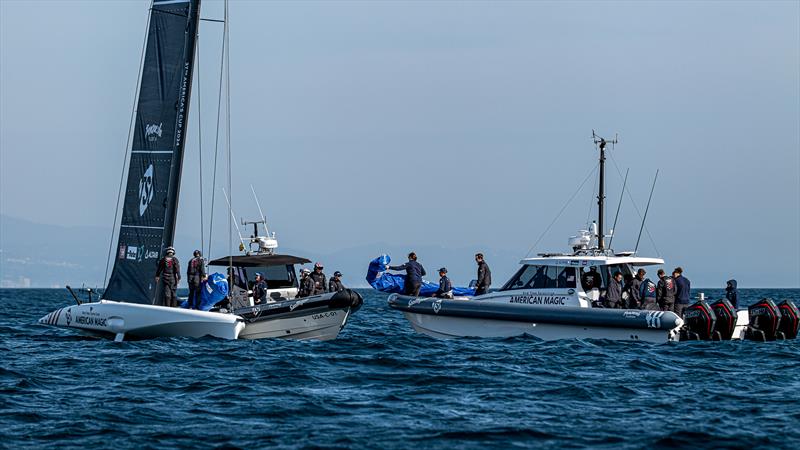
left=188, top=257, right=203, bottom=277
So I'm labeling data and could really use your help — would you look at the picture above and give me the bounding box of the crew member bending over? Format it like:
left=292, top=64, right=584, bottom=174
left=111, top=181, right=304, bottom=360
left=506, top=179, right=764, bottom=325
left=434, top=268, right=453, bottom=299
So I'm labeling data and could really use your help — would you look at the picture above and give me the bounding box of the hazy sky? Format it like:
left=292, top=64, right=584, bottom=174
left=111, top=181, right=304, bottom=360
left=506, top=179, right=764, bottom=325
left=1, top=0, right=799, bottom=287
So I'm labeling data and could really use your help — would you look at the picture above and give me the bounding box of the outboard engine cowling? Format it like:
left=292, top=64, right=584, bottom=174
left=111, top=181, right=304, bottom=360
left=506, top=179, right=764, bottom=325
left=680, top=301, right=717, bottom=341
left=745, top=298, right=782, bottom=341
left=709, top=299, right=737, bottom=341
left=777, top=300, right=799, bottom=340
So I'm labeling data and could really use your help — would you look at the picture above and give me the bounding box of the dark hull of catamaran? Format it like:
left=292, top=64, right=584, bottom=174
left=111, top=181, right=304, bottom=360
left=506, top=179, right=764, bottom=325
left=235, top=289, right=363, bottom=341
left=388, top=294, right=683, bottom=343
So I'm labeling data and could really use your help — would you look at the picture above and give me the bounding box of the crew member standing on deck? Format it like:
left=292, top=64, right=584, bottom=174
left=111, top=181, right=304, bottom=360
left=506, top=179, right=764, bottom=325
left=252, top=272, right=267, bottom=305
left=186, top=250, right=205, bottom=309
left=329, top=271, right=345, bottom=292
left=309, top=262, right=328, bottom=296
left=673, top=267, right=691, bottom=317
left=629, top=269, right=646, bottom=309
left=725, top=279, right=738, bottom=308
left=639, top=276, right=659, bottom=310
left=475, top=253, right=492, bottom=296
left=656, top=269, right=676, bottom=312
left=297, top=268, right=313, bottom=298
left=605, top=271, right=623, bottom=308
left=387, top=252, right=426, bottom=297
left=155, top=247, right=181, bottom=307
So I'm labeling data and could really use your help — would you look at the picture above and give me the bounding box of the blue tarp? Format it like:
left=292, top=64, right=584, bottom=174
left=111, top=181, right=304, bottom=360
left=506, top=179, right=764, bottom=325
left=180, top=272, right=229, bottom=311
left=366, top=255, right=475, bottom=297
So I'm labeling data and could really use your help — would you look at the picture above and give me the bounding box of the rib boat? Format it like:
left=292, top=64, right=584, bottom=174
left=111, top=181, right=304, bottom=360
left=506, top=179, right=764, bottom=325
left=388, top=133, right=799, bottom=343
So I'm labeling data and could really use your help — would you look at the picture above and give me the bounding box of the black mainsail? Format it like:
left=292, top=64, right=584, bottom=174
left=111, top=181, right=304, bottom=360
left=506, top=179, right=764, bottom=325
left=104, top=0, right=201, bottom=304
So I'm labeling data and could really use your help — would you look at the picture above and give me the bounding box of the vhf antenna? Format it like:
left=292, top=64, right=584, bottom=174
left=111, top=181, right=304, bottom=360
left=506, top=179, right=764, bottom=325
left=591, top=130, right=618, bottom=251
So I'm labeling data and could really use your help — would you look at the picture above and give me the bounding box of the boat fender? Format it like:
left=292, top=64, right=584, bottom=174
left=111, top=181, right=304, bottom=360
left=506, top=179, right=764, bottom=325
left=709, top=299, right=737, bottom=340
left=745, top=298, right=782, bottom=342
left=329, top=289, right=363, bottom=313
left=679, top=301, right=717, bottom=341
left=777, top=300, right=799, bottom=340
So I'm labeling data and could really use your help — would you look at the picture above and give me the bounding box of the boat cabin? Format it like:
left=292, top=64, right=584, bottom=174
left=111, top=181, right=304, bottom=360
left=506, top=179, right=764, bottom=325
left=209, top=254, right=310, bottom=307
left=496, top=255, right=664, bottom=307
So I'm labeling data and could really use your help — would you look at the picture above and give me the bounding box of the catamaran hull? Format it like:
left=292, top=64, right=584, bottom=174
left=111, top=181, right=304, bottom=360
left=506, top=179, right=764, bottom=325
left=388, top=294, right=683, bottom=343
left=39, top=301, right=244, bottom=341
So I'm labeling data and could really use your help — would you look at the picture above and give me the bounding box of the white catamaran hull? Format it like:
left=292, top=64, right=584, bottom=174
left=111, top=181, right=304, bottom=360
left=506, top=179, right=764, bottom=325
left=39, top=301, right=245, bottom=341
left=238, top=307, right=351, bottom=341
left=402, top=311, right=678, bottom=343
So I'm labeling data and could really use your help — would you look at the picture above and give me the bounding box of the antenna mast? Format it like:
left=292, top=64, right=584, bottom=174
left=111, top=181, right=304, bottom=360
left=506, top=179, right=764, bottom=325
left=592, top=130, right=618, bottom=251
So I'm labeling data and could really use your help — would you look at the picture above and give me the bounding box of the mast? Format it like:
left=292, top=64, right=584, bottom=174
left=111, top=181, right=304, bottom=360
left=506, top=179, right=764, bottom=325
left=592, top=131, right=617, bottom=251
left=104, top=0, right=202, bottom=304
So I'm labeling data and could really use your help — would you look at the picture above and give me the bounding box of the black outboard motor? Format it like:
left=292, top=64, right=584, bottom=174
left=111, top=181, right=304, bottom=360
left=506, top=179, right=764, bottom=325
left=709, top=299, right=737, bottom=340
left=745, top=298, right=782, bottom=341
left=680, top=301, right=717, bottom=341
left=777, top=300, right=799, bottom=340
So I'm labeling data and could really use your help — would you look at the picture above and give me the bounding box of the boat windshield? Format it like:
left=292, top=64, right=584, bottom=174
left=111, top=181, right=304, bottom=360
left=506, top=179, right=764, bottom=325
left=238, top=264, right=298, bottom=290
left=578, top=264, right=634, bottom=291
left=500, top=265, right=577, bottom=291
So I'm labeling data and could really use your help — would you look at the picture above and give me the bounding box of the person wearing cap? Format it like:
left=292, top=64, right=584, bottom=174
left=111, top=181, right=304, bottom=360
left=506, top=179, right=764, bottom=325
left=604, top=271, right=623, bottom=308
left=329, top=271, right=345, bottom=293
left=656, top=269, right=676, bottom=312
left=309, top=262, right=328, bottom=296
left=186, top=249, right=206, bottom=309
left=252, top=272, right=267, bottom=305
left=297, top=268, right=313, bottom=298
left=387, top=252, right=426, bottom=297
left=474, top=253, right=492, bottom=296
left=155, top=247, right=181, bottom=307
left=434, top=268, right=453, bottom=299
left=673, top=267, right=691, bottom=317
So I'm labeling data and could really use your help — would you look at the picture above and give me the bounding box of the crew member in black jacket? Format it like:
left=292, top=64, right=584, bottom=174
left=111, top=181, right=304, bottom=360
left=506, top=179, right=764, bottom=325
left=329, top=271, right=345, bottom=292
left=309, top=262, right=328, bottom=296
left=434, top=267, right=453, bottom=299
left=186, top=250, right=206, bottom=309
left=155, top=247, right=181, bottom=307
left=252, top=272, right=267, bottom=305
left=387, top=252, right=426, bottom=297
left=605, top=271, right=623, bottom=308
left=475, top=253, right=492, bottom=296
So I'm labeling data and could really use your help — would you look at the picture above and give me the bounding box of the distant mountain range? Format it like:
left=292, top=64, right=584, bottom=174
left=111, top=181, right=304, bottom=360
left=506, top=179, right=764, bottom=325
left=0, top=215, right=523, bottom=289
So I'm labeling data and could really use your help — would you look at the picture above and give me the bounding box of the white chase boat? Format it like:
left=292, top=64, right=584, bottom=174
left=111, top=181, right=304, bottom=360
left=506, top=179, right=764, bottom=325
left=39, top=0, right=362, bottom=341
left=207, top=222, right=363, bottom=341
left=389, top=133, right=800, bottom=343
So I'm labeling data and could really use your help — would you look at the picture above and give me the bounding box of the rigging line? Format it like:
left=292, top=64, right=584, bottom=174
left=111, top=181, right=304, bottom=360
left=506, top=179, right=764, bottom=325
left=635, top=170, right=659, bottom=254
left=225, top=0, right=233, bottom=275
left=103, top=6, right=152, bottom=289
left=585, top=163, right=599, bottom=227
left=524, top=163, right=599, bottom=258
left=195, top=29, right=204, bottom=259
left=206, top=4, right=228, bottom=259
left=609, top=154, right=661, bottom=256
left=607, top=168, right=629, bottom=250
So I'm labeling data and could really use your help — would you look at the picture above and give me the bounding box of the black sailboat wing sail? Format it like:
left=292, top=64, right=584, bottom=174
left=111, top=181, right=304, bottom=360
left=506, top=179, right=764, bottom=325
left=104, top=0, right=201, bottom=304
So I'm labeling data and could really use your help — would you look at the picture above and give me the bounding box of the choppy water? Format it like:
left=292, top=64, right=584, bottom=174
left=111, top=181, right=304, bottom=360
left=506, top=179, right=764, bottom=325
left=1, top=288, right=799, bottom=449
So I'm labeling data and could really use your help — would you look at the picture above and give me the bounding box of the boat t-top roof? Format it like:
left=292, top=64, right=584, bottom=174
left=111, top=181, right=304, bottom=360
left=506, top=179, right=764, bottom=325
left=520, top=254, right=664, bottom=267
left=209, top=254, right=311, bottom=267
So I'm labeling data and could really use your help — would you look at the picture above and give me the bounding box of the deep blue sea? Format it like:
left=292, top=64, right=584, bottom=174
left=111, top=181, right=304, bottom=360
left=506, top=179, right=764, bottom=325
left=1, top=288, right=799, bottom=449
